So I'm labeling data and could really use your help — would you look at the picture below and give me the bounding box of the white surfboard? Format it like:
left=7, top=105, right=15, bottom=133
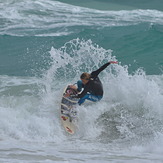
left=60, top=85, right=78, bottom=134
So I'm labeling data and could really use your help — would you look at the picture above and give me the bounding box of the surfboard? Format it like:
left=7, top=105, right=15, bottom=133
left=60, top=85, right=78, bottom=134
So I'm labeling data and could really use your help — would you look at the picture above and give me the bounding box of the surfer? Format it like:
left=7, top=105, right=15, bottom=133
left=66, top=61, right=118, bottom=105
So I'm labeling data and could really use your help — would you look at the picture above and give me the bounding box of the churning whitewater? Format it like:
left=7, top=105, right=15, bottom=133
left=0, top=0, right=163, bottom=162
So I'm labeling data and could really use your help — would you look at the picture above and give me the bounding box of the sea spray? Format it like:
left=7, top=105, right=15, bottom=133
left=39, top=39, right=163, bottom=145
left=0, top=0, right=163, bottom=160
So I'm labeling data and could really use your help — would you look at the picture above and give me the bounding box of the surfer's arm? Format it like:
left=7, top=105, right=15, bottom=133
left=91, top=61, right=118, bottom=78
left=71, top=85, right=89, bottom=98
left=77, top=88, right=88, bottom=98
left=69, top=82, right=84, bottom=93
left=77, top=80, right=84, bottom=92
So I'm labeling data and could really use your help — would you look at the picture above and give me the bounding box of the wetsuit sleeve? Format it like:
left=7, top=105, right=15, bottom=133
left=76, top=84, right=89, bottom=98
left=71, top=84, right=89, bottom=99
left=91, top=62, right=111, bottom=78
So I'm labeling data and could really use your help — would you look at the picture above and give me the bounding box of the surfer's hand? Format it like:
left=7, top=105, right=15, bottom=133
left=109, top=61, right=118, bottom=64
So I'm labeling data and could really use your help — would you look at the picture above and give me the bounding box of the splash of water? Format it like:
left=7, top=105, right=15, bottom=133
left=0, top=38, right=163, bottom=146
left=41, top=38, right=163, bottom=144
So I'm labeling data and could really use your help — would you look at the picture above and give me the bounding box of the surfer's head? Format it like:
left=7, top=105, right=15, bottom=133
left=80, top=73, right=90, bottom=84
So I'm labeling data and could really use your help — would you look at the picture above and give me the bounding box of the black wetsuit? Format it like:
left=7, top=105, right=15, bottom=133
left=77, top=62, right=111, bottom=99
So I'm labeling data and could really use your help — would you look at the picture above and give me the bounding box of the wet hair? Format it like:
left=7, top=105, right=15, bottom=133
left=80, top=73, right=91, bottom=80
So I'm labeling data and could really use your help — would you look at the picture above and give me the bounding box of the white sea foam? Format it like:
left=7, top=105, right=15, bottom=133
left=0, top=39, right=163, bottom=162
left=0, top=0, right=163, bottom=36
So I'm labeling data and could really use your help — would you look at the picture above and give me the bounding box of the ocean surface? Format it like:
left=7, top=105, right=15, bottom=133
left=0, top=0, right=163, bottom=162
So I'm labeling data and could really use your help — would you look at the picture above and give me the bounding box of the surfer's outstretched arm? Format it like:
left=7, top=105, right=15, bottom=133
left=91, top=61, right=118, bottom=78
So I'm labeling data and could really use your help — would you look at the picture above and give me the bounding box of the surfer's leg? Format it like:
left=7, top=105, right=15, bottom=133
left=78, top=95, right=88, bottom=105
left=88, top=95, right=102, bottom=102
left=78, top=94, right=102, bottom=105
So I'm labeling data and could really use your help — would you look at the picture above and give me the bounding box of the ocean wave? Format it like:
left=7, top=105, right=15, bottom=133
left=0, top=38, right=163, bottom=147
left=0, top=0, right=163, bottom=36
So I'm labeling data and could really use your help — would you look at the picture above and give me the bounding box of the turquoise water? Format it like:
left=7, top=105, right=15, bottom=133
left=58, top=0, right=163, bottom=11
left=1, top=23, right=163, bottom=76
left=0, top=0, right=163, bottom=162
left=0, top=0, right=163, bottom=76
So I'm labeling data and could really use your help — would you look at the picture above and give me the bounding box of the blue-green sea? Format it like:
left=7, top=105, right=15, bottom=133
left=0, top=0, right=163, bottom=162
